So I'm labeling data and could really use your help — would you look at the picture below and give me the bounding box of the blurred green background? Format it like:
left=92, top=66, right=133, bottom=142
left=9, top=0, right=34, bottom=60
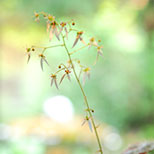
left=0, top=0, right=154, bottom=153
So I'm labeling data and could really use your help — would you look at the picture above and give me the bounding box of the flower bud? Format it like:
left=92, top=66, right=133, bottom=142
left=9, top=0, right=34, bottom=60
left=91, top=109, right=94, bottom=113
left=77, top=31, right=83, bottom=35
left=39, top=54, right=44, bottom=58
left=72, top=22, right=75, bottom=26
left=90, top=37, right=95, bottom=42
left=32, top=48, right=35, bottom=51
left=26, top=48, right=31, bottom=52
left=34, top=13, right=39, bottom=18
left=60, top=22, right=66, bottom=27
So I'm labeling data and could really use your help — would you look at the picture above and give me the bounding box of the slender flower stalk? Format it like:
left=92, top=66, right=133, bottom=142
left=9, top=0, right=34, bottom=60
left=69, top=44, right=89, bottom=55
left=61, top=34, right=103, bottom=154
left=27, top=12, right=104, bottom=153
left=32, top=44, right=64, bottom=49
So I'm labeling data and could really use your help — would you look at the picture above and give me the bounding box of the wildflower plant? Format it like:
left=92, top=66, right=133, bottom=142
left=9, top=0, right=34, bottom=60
left=26, top=12, right=104, bottom=153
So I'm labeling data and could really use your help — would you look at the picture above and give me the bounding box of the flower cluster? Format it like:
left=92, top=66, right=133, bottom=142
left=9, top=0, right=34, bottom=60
left=72, top=31, right=86, bottom=48
left=33, top=12, right=76, bottom=41
left=26, top=12, right=104, bottom=87
left=81, top=116, right=93, bottom=132
left=26, top=47, right=35, bottom=63
left=39, top=54, right=49, bottom=71
left=50, top=74, right=58, bottom=89
left=49, top=63, right=72, bottom=89
left=26, top=12, right=104, bottom=154
left=88, top=37, right=103, bottom=63
left=25, top=46, right=50, bottom=71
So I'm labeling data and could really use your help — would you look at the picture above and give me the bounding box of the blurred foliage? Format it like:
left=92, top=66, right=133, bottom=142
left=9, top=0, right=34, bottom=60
left=0, top=0, right=154, bottom=153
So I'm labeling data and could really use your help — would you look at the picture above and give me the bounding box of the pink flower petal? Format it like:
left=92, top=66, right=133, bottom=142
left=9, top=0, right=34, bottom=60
left=79, top=36, right=86, bottom=45
left=88, top=119, right=93, bottom=132
left=40, top=58, right=44, bottom=71
left=43, top=58, right=49, bottom=66
left=49, top=28, right=54, bottom=41
left=59, top=74, right=66, bottom=85
left=47, top=22, right=50, bottom=32
left=51, top=79, right=54, bottom=87
left=54, top=27, right=60, bottom=41
left=65, top=27, right=68, bottom=40
left=58, top=27, right=63, bottom=36
left=83, top=72, right=86, bottom=86
left=27, top=53, right=31, bottom=63
left=81, top=119, right=86, bottom=126
left=72, top=37, right=79, bottom=48
left=87, top=72, right=90, bottom=79
left=54, top=79, right=59, bottom=89
left=67, top=74, right=71, bottom=81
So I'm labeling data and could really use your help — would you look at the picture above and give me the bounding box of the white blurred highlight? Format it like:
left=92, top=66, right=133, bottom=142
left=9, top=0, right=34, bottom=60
left=104, top=132, right=122, bottom=151
left=43, top=95, right=74, bottom=123
left=103, top=126, right=123, bottom=151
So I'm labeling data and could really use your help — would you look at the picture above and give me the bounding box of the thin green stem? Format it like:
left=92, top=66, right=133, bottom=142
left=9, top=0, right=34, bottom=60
left=61, top=35, right=103, bottom=154
left=59, top=63, right=68, bottom=69
left=32, top=44, right=64, bottom=49
left=55, top=68, right=65, bottom=74
left=69, top=28, right=78, bottom=32
left=69, top=44, right=89, bottom=55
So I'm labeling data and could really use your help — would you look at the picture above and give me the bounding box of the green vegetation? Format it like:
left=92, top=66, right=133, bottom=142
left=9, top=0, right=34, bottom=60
left=0, top=0, right=154, bottom=153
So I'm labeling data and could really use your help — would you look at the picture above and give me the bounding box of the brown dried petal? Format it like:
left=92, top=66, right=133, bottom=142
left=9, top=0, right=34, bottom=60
left=72, top=37, right=79, bottom=48
left=27, top=53, right=31, bottom=63
left=79, top=36, right=86, bottom=45
left=81, top=119, right=86, bottom=126
left=54, top=27, right=60, bottom=41
left=51, top=78, right=54, bottom=87
left=67, top=73, right=71, bottom=81
left=98, top=49, right=103, bottom=56
left=54, top=79, right=59, bottom=89
left=87, top=119, right=93, bottom=132
left=94, top=52, right=101, bottom=65
left=43, top=58, right=49, bottom=66
left=83, top=72, right=86, bottom=86
left=78, top=68, right=82, bottom=79
left=87, top=72, right=90, bottom=79
left=59, top=74, right=66, bottom=85
left=47, top=22, right=50, bottom=32
left=88, top=44, right=92, bottom=50
left=65, top=27, right=68, bottom=40
left=58, top=27, right=63, bottom=36
left=35, top=17, right=40, bottom=23
left=49, top=28, right=54, bottom=41
left=40, top=58, right=44, bottom=71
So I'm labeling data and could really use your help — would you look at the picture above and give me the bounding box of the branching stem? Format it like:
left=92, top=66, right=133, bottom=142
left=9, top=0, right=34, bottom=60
left=32, top=44, right=64, bottom=49
left=69, top=44, right=89, bottom=55
left=61, top=35, right=103, bottom=154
